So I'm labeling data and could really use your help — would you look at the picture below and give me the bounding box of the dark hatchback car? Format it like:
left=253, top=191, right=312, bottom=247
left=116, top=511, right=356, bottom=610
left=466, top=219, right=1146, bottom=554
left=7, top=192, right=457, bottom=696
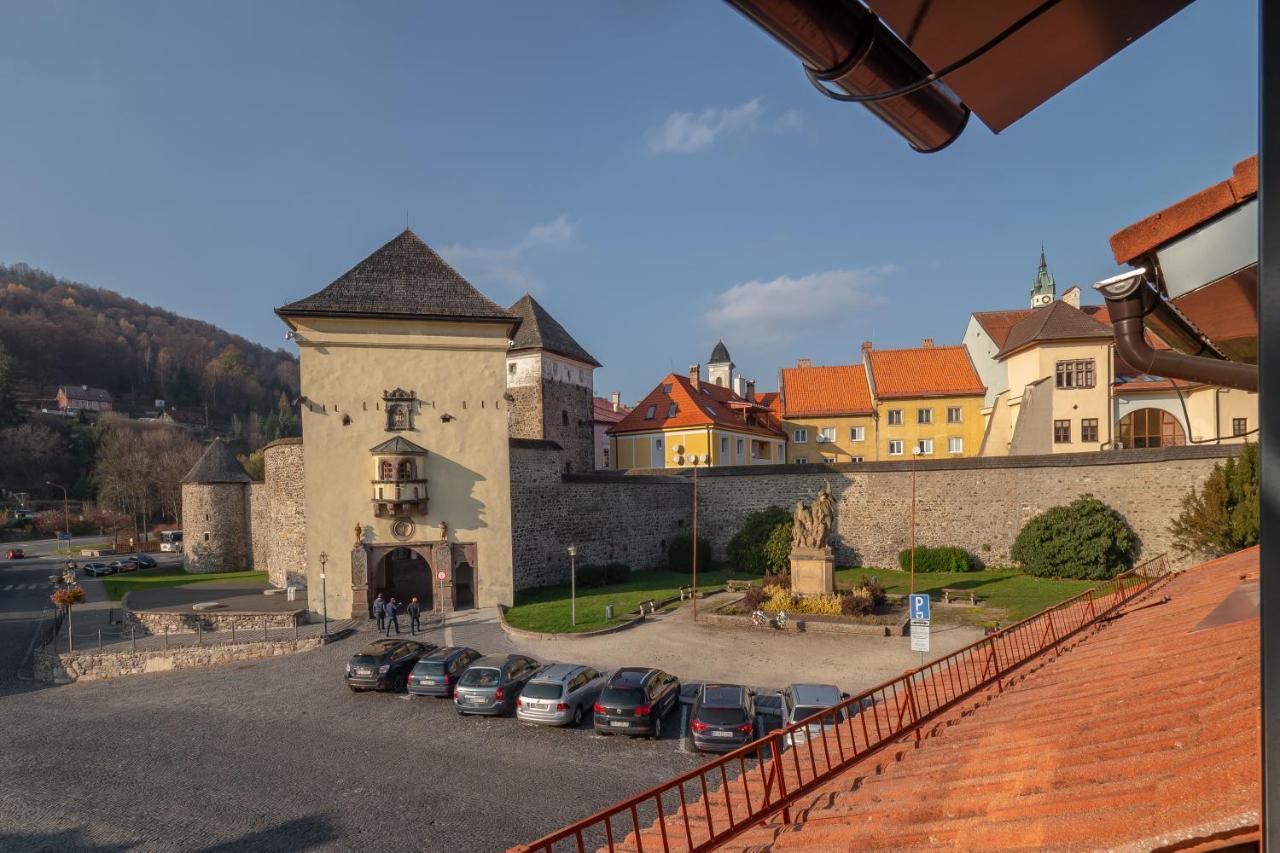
left=690, top=683, right=757, bottom=753
left=593, top=667, right=681, bottom=738
left=407, top=646, right=482, bottom=697
left=346, top=639, right=435, bottom=692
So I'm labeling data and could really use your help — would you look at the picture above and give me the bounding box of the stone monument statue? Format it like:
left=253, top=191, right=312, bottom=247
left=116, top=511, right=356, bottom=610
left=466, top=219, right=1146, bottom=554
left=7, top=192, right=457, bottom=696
left=353, top=522, right=364, bottom=548
left=790, top=482, right=836, bottom=595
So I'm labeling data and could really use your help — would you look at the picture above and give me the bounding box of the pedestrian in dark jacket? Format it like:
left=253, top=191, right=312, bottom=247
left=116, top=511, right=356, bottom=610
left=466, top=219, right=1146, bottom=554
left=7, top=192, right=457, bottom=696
left=407, top=597, right=421, bottom=634
left=385, top=597, right=400, bottom=636
left=372, top=594, right=386, bottom=631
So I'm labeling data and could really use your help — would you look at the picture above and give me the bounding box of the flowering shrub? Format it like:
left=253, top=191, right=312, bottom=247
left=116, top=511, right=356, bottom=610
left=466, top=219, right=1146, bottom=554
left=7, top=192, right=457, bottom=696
left=51, top=585, right=86, bottom=608
left=739, top=585, right=768, bottom=610
left=840, top=580, right=887, bottom=616
left=761, top=586, right=843, bottom=616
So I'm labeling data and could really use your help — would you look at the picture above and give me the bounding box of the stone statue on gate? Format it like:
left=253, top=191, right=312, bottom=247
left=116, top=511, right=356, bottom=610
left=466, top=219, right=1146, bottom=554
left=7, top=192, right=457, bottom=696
left=789, top=482, right=836, bottom=595
left=354, top=522, right=364, bottom=548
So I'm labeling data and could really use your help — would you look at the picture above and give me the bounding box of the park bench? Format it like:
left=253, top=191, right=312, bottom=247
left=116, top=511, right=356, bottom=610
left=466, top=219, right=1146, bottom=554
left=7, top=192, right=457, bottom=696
left=942, top=587, right=979, bottom=606
left=678, top=586, right=703, bottom=600
left=724, top=579, right=754, bottom=593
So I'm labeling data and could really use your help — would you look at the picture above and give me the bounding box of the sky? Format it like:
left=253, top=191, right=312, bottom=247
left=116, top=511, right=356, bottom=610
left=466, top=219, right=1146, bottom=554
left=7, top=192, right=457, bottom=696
left=0, top=1, right=1259, bottom=402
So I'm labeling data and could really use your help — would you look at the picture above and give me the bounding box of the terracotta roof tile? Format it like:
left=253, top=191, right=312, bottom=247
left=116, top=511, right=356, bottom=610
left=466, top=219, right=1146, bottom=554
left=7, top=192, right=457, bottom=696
left=608, top=373, right=784, bottom=439
left=866, top=345, right=985, bottom=400
left=1111, top=155, right=1258, bottom=264
left=591, top=396, right=631, bottom=425
left=972, top=309, right=1034, bottom=348
left=780, top=364, right=873, bottom=417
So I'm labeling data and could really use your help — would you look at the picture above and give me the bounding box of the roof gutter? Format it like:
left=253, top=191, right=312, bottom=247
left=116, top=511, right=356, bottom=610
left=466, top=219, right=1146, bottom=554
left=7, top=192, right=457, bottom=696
left=1093, top=269, right=1257, bottom=393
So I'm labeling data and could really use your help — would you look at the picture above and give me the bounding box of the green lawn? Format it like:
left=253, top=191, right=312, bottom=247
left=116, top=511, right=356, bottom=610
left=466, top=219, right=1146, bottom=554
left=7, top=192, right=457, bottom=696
left=834, top=567, right=1101, bottom=624
left=55, top=541, right=109, bottom=556
left=505, top=568, right=736, bottom=634
left=102, top=566, right=268, bottom=601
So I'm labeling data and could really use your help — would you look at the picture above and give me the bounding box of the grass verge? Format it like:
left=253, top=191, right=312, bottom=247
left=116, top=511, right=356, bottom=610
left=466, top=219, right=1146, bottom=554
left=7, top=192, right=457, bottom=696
left=102, top=566, right=268, bottom=601
left=505, top=568, right=736, bottom=634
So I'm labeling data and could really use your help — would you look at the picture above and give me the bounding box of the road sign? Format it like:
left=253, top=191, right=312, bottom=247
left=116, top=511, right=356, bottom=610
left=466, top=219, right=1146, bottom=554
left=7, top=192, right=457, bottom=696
left=909, top=593, right=930, bottom=622
left=57, top=532, right=71, bottom=541
left=436, top=570, right=447, bottom=581
left=910, top=619, right=930, bottom=652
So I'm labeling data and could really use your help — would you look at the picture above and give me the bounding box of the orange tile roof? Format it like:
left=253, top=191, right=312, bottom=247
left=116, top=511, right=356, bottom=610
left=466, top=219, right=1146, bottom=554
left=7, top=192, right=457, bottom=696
left=591, top=396, right=631, bottom=425
left=607, top=373, right=785, bottom=439
left=972, top=309, right=1034, bottom=348
left=1111, top=155, right=1258, bottom=264
left=711, top=547, right=1261, bottom=851
left=780, top=364, right=873, bottom=417
left=866, top=345, right=985, bottom=400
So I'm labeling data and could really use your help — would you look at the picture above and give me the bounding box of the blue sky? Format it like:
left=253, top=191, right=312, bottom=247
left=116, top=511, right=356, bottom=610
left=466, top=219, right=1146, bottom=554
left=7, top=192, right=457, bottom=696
left=0, top=1, right=1258, bottom=402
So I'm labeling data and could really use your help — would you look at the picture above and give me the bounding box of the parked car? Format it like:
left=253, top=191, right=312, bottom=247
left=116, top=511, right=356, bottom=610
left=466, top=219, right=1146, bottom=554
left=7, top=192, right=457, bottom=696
left=109, top=559, right=137, bottom=573
left=690, top=684, right=757, bottom=753
left=345, top=639, right=433, bottom=692
left=129, top=554, right=157, bottom=569
left=82, top=562, right=115, bottom=577
left=407, top=646, right=482, bottom=697
left=593, top=667, right=681, bottom=738
left=453, top=654, right=540, bottom=716
left=516, top=663, right=605, bottom=727
left=780, top=683, right=848, bottom=750
left=5, top=548, right=26, bottom=559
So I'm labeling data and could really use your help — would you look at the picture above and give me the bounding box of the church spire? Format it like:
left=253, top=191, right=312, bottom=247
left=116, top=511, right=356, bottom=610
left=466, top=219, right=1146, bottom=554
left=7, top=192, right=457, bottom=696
left=1031, top=246, right=1056, bottom=307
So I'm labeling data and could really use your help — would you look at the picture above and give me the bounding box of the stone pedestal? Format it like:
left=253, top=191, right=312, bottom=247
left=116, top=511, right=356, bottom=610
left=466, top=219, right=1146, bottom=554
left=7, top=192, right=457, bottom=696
left=790, top=547, right=835, bottom=596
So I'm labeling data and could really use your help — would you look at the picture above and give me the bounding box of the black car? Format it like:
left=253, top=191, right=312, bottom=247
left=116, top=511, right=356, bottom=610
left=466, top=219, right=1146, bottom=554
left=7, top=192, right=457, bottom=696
left=407, top=646, right=482, bottom=697
left=130, top=554, right=158, bottom=569
left=593, top=667, right=681, bottom=738
left=82, top=562, right=115, bottom=577
left=345, top=639, right=434, bottom=692
left=690, top=684, right=757, bottom=753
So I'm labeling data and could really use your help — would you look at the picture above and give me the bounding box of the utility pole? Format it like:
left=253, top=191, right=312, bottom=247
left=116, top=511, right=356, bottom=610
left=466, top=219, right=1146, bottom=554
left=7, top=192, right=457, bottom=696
left=45, top=481, right=69, bottom=543
left=910, top=446, right=922, bottom=595
left=692, top=456, right=702, bottom=620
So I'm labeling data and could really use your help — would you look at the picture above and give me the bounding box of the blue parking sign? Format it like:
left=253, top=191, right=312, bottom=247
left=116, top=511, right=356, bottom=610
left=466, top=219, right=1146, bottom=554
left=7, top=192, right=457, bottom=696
left=909, top=593, right=930, bottom=622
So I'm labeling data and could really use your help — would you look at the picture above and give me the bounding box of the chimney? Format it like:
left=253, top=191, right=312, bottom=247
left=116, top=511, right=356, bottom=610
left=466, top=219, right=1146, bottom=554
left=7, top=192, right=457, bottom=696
left=609, top=391, right=621, bottom=412
left=861, top=341, right=873, bottom=353
left=689, top=364, right=700, bottom=390
left=796, top=358, right=812, bottom=368
left=1062, top=285, right=1081, bottom=309
left=746, top=378, right=756, bottom=400
left=921, top=338, right=934, bottom=348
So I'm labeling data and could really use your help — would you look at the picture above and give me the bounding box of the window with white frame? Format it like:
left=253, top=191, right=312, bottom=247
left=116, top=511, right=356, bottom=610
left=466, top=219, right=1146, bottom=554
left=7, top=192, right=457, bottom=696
left=849, top=426, right=865, bottom=442
left=887, top=409, right=903, bottom=426
left=794, top=457, right=808, bottom=464
left=947, top=406, right=962, bottom=423
left=793, top=428, right=808, bottom=443
left=736, top=438, right=744, bottom=458
left=948, top=437, right=963, bottom=454
left=917, top=438, right=934, bottom=455
left=720, top=436, right=728, bottom=457
left=666, top=403, right=677, bottom=417
left=888, top=439, right=904, bottom=456
left=817, top=427, right=836, bottom=443
left=917, top=408, right=933, bottom=425
left=850, top=455, right=864, bottom=463
left=644, top=405, right=656, bottom=420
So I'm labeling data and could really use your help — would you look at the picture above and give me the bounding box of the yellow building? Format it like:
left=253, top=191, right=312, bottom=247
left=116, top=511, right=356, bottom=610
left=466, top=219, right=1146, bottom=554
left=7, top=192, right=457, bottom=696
left=609, top=364, right=785, bottom=469
left=776, top=361, right=877, bottom=463
left=864, top=342, right=986, bottom=459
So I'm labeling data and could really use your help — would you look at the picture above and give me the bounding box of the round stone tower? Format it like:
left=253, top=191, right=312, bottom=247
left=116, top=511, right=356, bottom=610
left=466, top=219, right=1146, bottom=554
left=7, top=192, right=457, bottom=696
left=181, top=438, right=253, bottom=573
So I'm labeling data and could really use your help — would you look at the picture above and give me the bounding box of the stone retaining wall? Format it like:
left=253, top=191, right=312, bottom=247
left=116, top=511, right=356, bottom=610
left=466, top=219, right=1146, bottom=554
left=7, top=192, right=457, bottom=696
left=32, top=636, right=325, bottom=683
left=126, top=608, right=305, bottom=635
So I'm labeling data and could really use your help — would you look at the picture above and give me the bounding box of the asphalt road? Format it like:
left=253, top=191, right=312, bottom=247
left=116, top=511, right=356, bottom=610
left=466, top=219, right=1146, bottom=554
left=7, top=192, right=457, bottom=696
left=0, top=624, right=707, bottom=852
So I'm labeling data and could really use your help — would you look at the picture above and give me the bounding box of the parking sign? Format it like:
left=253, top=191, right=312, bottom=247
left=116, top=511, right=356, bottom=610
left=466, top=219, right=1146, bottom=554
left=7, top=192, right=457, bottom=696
left=909, top=593, right=930, bottom=622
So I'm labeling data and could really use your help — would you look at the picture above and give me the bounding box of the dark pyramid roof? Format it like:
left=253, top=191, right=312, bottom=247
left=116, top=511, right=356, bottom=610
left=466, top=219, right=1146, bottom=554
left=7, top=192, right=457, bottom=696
left=998, top=300, right=1113, bottom=358
left=182, top=438, right=252, bottom=484
left=507, top=294, right=600, bottom=367
left=709, top=340, right=732, bottom=364
left=369, top=436, right=428, bottom=454
left=277, top=230, right=518, bottom=327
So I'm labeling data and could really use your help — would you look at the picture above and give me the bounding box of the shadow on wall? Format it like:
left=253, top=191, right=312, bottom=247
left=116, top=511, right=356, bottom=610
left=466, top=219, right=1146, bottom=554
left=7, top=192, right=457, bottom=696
left=361, top=455, right=489, bottom=547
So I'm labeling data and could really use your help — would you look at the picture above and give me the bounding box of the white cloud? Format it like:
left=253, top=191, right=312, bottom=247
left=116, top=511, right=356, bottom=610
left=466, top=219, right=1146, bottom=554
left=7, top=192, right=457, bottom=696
left=646, top=98, right=763, bottom=155
left=705, top=268, right=887, bottom=345
left=773, top=109, right=804, bottom=132
left=440, top=214, right=577, bottom=297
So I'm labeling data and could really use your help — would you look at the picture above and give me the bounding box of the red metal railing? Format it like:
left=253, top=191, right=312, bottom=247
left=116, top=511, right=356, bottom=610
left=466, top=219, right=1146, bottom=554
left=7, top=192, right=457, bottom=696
left=515, top=553, right=1171, bottom=853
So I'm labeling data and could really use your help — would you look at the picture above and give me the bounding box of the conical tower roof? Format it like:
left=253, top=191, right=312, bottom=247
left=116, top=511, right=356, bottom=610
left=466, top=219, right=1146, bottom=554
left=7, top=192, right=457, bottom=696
left=182, top=438, right=252, bottom=484
left=709, top=340, right=732, bottom=365
left=508, top=294, right=600, bottom=366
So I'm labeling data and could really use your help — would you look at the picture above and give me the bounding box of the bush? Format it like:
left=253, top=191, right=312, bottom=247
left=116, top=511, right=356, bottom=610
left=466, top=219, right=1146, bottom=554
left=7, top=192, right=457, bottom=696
left=897, top=546, right=974, bottom=573
left=763, top=521, right=793, bottom=574
left=840, top=580, right=887, bottom=616
left=1011, top=495, right=1136, bottom=579
left=739, top=585, right=768, bottom=610
left=603, top=562, right=631, bottom=584
left=761, top=586, right=842, bottom=616
left=667, top=534, right=712, bottom=573
left=575, top=564, right=608, bottom=588
left=1170, top=442, right=1258, bottom=557
left=725, top=506, right=791, bottom=575
left=762, top=570, right=791, bottom=590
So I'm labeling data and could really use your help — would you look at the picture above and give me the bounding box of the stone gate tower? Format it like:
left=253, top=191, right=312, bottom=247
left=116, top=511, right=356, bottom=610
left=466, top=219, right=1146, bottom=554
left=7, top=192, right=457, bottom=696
left=505, top=294, right=598, bottom=473
left=181, top=438, right=252, bottom=573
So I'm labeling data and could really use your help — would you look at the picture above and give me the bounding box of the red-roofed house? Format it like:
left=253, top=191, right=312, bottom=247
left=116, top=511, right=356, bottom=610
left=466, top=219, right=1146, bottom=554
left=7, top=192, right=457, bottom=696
left=608, top=362, right=785, bottom=470
left=864, top=340, right=986, bottom=459
left=776, top=360, right=875, bottom=463
left=591, top=393, right=631, bottom=469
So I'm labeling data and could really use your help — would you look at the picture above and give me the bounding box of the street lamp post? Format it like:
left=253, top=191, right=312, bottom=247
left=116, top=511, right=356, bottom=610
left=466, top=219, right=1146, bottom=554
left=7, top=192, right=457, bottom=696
left=910, top=446, right=923, bottom=595
left=567, top=544, right=577, bottom=627
left=319, top=551, right=329, bottom=637
left=45, top=481, right=69, bottom=544
left=691, top=455, right=703, bottom=620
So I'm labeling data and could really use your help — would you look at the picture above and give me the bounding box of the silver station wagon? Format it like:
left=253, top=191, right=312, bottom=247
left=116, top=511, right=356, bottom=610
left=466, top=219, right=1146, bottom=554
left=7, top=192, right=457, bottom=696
left=516, top=663, right=605, bottom=727
left=453, top=654, right=540, bottom=717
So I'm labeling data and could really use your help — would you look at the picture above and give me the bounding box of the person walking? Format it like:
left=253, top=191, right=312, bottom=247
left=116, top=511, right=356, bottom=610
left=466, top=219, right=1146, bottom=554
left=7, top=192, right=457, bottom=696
left=407, top=596, right=421, bottom=635
left=384, top=596, right=401, bottom=636
left=372, top=594, right=386, bottom=631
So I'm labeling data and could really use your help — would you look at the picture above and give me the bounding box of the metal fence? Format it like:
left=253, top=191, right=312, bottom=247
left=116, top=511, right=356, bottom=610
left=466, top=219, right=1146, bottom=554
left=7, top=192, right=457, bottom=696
left=515, top=552, right=1172, bottom=853
left=44, top=613, right=309, bottom=655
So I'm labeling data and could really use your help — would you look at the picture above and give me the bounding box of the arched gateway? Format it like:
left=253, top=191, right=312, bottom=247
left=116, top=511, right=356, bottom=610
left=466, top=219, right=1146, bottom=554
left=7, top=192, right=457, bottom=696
left=357, top=541, right=479, bottom=618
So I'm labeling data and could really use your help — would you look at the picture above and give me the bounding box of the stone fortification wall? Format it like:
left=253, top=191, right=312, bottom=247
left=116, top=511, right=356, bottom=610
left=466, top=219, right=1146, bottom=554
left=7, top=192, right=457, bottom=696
left=263, top=438, right=306, bottom=588
left=690, top=445, right=1239, bottom=569
left=182, top=482, right=250, bottom=573
left=539, top=378, right=595, bottom=474
left=249, top=483, right=268, bottom=570
left=509, top=440, right=692, bottom=590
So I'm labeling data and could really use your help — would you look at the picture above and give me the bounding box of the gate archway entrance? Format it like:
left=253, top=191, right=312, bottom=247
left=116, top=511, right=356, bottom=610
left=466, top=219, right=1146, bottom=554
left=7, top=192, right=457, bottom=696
left=355, top=541, right=479, bottom=618
left=454, top=562, right=475, bottom=610
left=371, top=547, right=433, bottom=613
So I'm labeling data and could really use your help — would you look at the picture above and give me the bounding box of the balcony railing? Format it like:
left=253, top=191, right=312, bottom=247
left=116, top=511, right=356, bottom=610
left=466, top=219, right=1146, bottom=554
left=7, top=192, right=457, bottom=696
left=514, top=553, right=1171, bottom=853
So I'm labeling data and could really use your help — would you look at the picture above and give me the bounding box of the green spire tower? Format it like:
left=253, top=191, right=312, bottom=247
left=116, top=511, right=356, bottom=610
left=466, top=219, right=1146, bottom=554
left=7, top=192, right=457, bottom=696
left=1030, top=246, right=1056, bottom=307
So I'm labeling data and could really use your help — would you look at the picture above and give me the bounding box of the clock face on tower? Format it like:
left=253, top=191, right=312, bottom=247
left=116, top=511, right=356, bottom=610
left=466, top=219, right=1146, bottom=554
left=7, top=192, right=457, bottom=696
left=1032, top=293, right=1053, bottom=307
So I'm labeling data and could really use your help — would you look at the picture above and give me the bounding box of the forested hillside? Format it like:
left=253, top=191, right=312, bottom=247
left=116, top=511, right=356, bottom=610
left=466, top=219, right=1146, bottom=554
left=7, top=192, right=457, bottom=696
left=0, top=262, right=298, bottom=421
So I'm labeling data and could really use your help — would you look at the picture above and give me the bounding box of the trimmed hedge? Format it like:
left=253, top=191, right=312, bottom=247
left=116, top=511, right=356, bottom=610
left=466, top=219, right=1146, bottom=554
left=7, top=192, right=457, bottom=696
left=667, top=534, right=712, bottom=573
left=897, top=546, right=975, bottom=573
left=726, top=506, right=791, bottom=575
left=1011, top=495, right=1135, bottom=580
left=575, top=561, right=633, bottom=588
